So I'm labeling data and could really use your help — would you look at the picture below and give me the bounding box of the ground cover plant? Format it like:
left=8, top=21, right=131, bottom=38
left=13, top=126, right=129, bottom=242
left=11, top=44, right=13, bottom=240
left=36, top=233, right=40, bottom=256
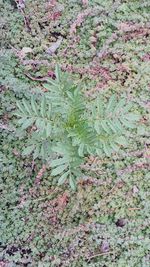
left=0, top=0, right=150, bottom=266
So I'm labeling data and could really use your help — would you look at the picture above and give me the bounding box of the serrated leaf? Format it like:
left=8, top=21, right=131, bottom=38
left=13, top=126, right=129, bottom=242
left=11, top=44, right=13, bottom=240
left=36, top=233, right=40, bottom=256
left=51, top=164, right=68, bottom=176
left=58, top=171, right=70, bottom=185
left=69, top=175, right=76, bottom=190
left=22, top=145, right=34, bottom=156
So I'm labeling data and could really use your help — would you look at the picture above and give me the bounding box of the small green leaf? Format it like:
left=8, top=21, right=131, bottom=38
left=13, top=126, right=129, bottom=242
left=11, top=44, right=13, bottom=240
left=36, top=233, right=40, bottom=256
left=69, top=175, right=76, bottom=190
left=44, top=79, right=57, bottom=88
left=124, top=113, right=140, bottom=121
left=46, top=123, right=52, bottom=138
left=51, top=157, right=68, bottom=168
left=103, top=143, right=112, bottom=157
left=101, top=120, right=111, bottom=134
left=47, top=104, right=52, bottom=119
left=123, top=102, right=133, bottom=112
left=114, top=120, right=124, bottom=133
left=36, top=118, right=45, bottom=131
left=58, top=171, right=70, bottom=185
left=52, top=144, right=67, bottom=155
left=137, top=125, right=146, bottom=135
left=96, top=148, right=103, bottom=156
left=33, top=146, right=40, bottom=159
left=21, top=118, right=35, bottom=129
left=107, top=120, right=117, bottom=133
left=114, top=98, right=126, bottom=113
left=67, top=91, right=74, bottom=100
left=51, top=164, right=68, bottom=176
left=110, top=141, right=119, bottom=152
left=106, top=94, right=116, bottom=114
left=55, top=64, right=61, bottom=82
left=78, top=143, right=84, bottom=157
left=22, top=145, right=34, bottom=156
left=94, top=121, right=101, bottom=134
left=115, top=136, right=127, bottom=146
left=14, top=112, right=25, bottom=117
left=31, top=96, right=39, bottom=116
left=91, top=105, right=96, bottom=117
left=40, top=144, right=45, bottom=159
left=97, top=96, right=104, bottom=117
left=16, top=102, right=26, bottom=114
left=18, top=118, right=27, bottom=124
left=120, top=118, right=136, bottom=128
left=40, top=96, right=46, bottom=117
left=22, top=99, right=32, bottom=114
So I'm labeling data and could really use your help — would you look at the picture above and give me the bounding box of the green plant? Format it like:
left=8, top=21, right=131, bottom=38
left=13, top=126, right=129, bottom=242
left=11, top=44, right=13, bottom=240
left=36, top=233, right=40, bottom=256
left=15, top=65, right=140, bottom=189
left=1, top=1, right=150, bottom=266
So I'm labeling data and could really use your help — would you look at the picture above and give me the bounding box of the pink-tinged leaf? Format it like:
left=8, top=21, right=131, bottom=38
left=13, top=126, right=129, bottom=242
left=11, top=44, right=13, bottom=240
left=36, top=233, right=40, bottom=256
left=132, top=185, right=139, bottom=195
left=46, top=37, right=63, bottom=55
left=82, top=0, right=88, bottom=6
left=100, top=240, right=110, bottom=253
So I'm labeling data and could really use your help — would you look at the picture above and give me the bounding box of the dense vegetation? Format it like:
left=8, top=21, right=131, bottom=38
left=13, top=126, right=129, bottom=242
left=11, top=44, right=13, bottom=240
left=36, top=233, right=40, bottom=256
left=0, top=0, right=150, bottom=266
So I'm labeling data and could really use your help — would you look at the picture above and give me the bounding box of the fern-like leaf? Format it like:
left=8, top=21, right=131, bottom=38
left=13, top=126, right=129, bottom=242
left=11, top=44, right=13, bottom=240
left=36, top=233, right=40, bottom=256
left=15, top=65, right=140, bottom=188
